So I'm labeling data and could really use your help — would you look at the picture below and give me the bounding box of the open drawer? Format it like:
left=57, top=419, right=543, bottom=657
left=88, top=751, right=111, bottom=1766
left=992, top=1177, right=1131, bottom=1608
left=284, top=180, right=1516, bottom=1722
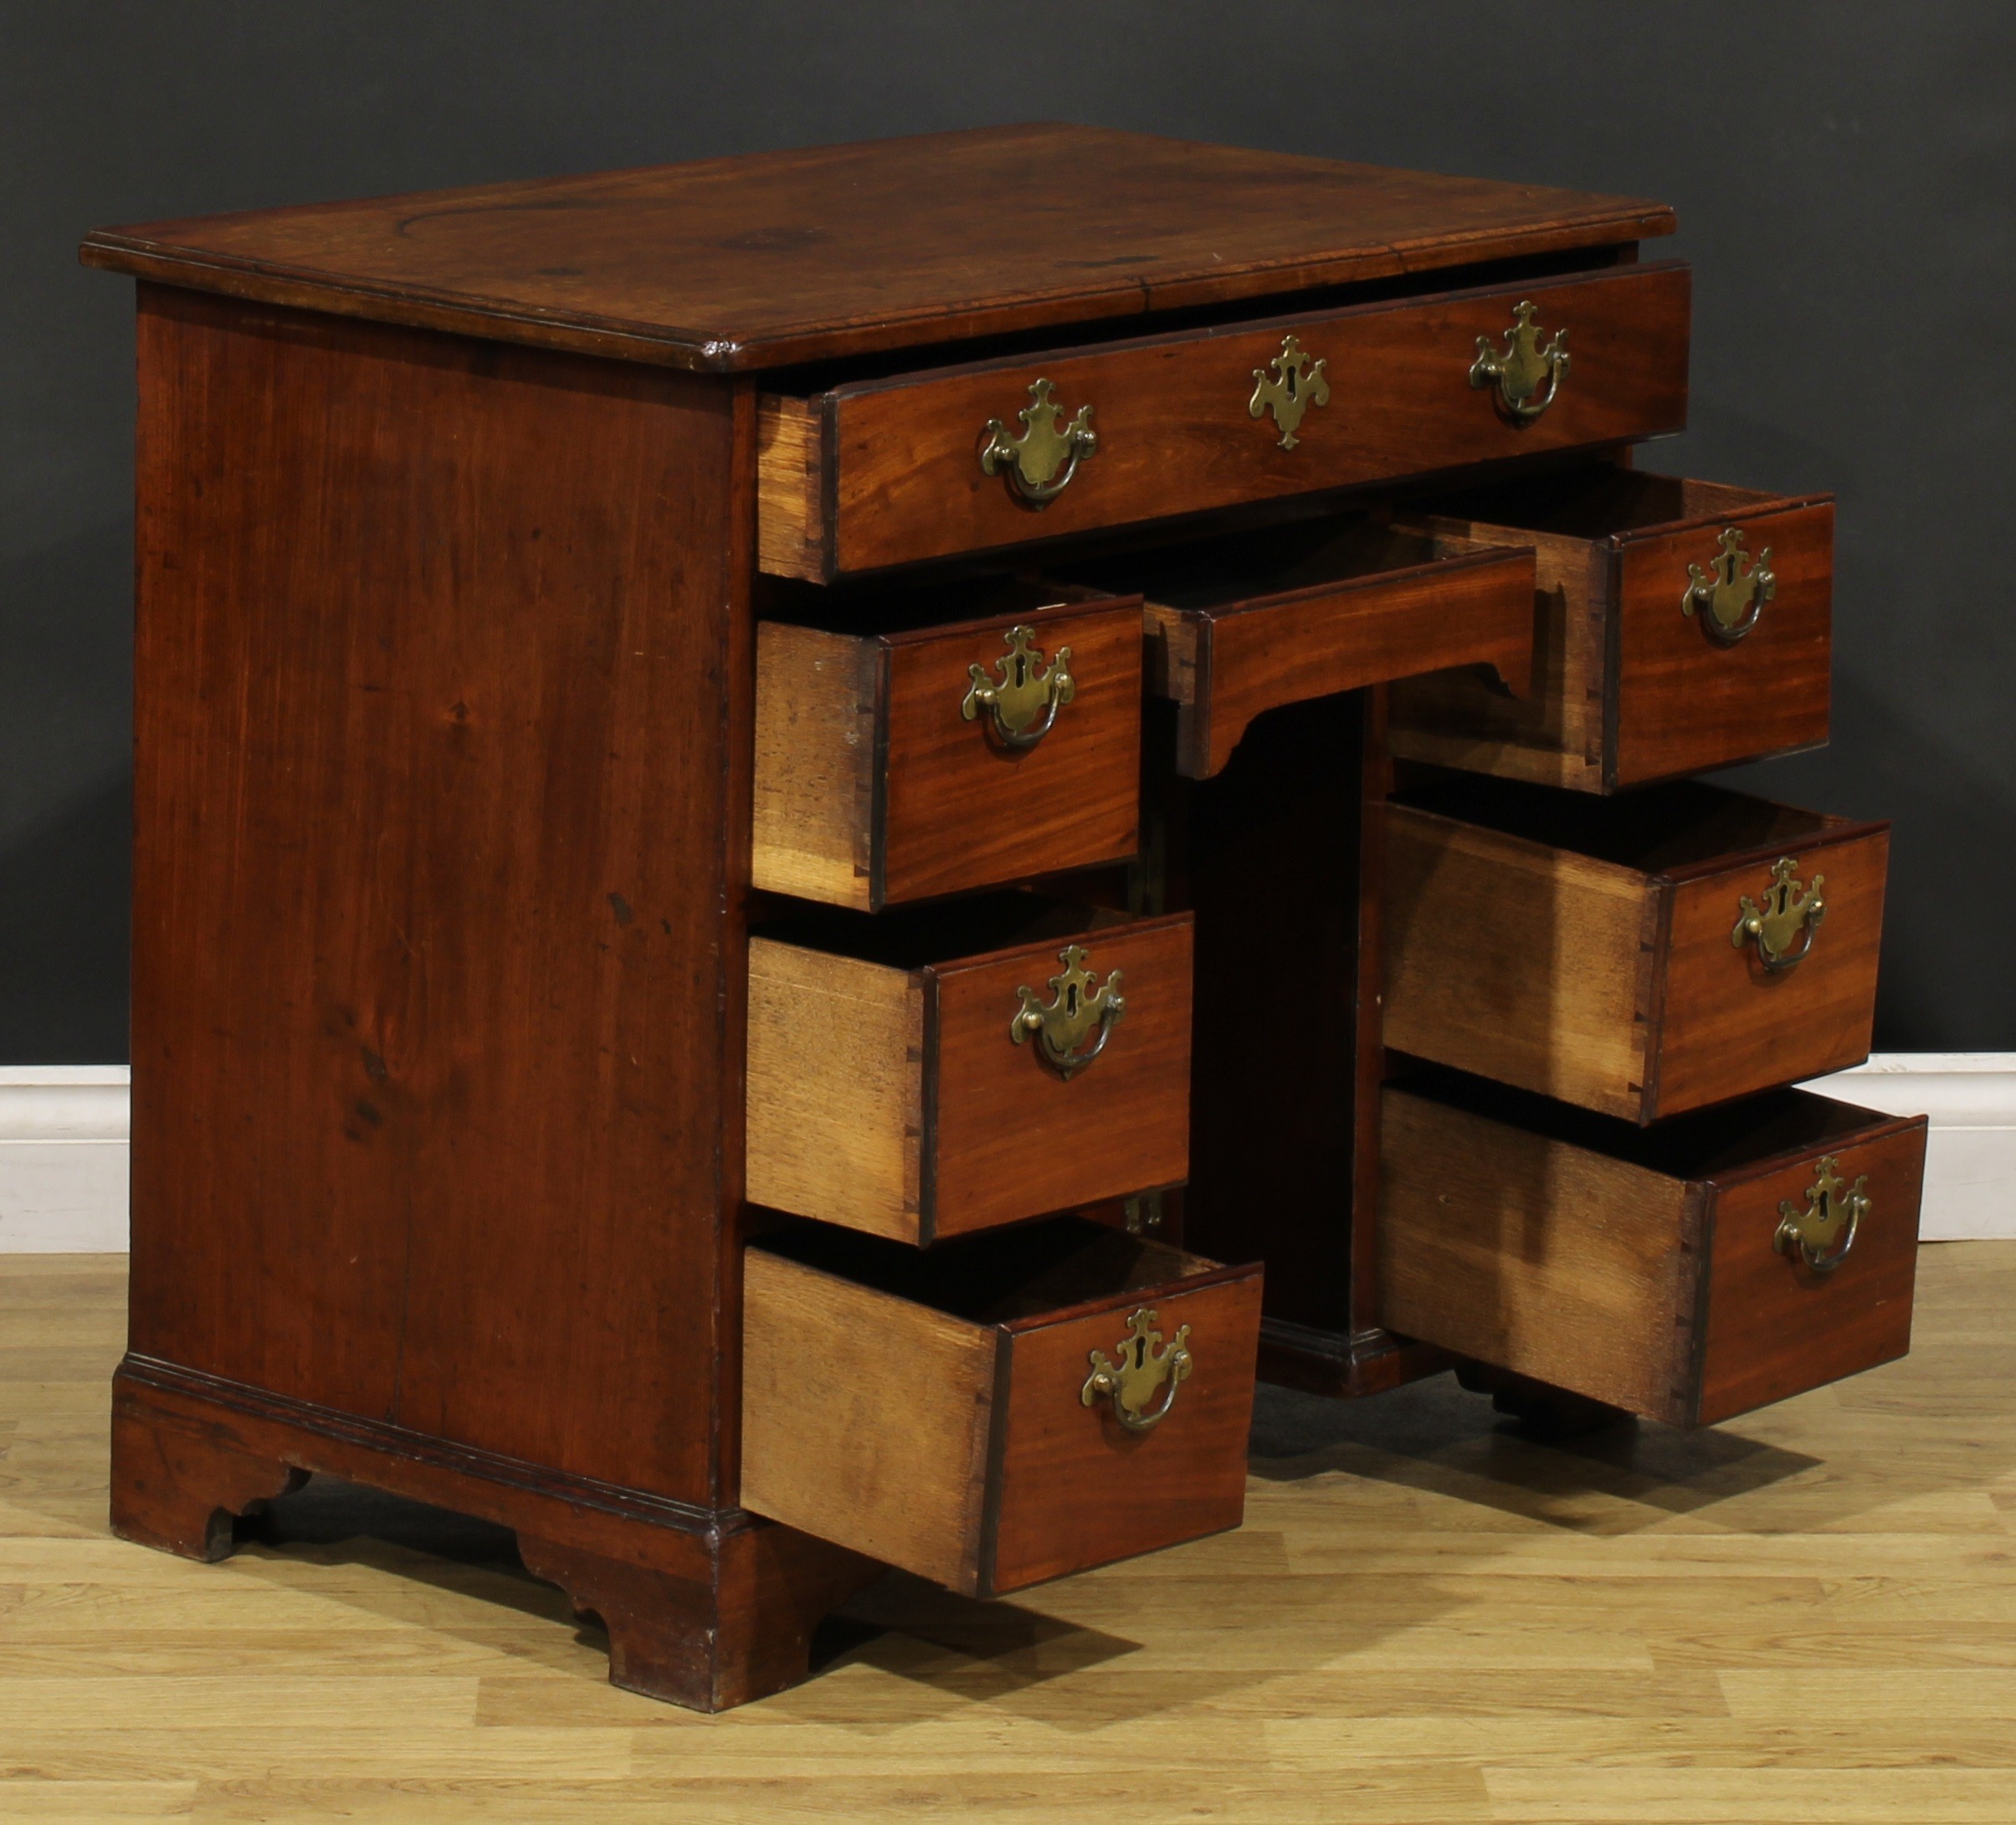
left=1390, top=467, right=1834, bottom=792
left=754, top=577, right=1141, bottom=910
left=1379, top=1073, right=1925, bottom=1427
left=747, top=898, right=1192, bottom=1244
left=758, top=263, right=1690, bottom=581
left=1384, top=777, right=1887, bottom=1124
left=1068, top=513, right=1533, bottom=779
left=741, top=1217, right=1263, bottom=1596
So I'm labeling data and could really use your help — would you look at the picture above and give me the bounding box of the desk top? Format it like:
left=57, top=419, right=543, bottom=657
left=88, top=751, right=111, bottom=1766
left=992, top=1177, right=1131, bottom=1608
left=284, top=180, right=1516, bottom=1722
left=81, top=123, right=1672, bottom=373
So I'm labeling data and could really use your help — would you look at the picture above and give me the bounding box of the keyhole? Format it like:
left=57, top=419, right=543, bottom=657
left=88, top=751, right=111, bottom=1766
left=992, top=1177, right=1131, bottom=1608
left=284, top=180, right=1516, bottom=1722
left=1065, top=984, right=1080, bottom=1017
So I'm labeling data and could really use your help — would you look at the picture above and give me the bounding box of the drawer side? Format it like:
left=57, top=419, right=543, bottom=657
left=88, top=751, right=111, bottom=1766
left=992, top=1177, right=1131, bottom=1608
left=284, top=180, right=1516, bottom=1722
left=752, top=623, right=878, bottom=909
left=740, top=1249, right=997, bottom=1591
left=1382, top=806, right=1655, bottom=1118
left=1377, top=1089, right=1701, bottom=1422
left=746, top=939, right=924, bottom=1238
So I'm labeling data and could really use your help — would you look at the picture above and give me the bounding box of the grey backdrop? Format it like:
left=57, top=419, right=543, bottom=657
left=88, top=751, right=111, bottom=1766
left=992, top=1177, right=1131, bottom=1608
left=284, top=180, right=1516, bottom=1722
left=4, top=1, right=2012, bottom=1060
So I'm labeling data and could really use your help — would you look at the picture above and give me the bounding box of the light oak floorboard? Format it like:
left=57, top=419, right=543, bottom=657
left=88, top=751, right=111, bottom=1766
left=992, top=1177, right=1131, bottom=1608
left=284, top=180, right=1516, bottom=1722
left=2, top=1245, right=2012, bottom=1820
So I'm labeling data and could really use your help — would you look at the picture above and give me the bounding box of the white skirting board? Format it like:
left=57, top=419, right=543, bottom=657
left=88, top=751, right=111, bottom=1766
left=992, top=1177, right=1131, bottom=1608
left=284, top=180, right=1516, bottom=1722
left=1, top=1057, right=2011, bottom=1251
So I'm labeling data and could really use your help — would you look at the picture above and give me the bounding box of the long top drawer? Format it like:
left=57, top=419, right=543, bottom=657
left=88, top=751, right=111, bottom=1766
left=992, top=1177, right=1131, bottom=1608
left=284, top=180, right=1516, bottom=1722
left=760, top=262, right=1690, bottom=580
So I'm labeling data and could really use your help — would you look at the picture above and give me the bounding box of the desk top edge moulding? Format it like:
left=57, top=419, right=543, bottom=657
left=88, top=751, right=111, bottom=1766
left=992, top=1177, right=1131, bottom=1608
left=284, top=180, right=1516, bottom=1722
left=91, top=124, right=1918, bottom=1713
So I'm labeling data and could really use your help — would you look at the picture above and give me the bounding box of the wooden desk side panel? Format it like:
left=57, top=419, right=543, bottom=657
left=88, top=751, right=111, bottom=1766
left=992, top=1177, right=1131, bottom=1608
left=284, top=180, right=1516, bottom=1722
left=129, top=286, right=742, bottom=1505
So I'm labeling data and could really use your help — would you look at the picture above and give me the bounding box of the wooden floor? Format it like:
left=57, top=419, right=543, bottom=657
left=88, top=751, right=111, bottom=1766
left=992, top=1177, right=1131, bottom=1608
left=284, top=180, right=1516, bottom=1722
left=3, top=1247, right=2013, bottom=1821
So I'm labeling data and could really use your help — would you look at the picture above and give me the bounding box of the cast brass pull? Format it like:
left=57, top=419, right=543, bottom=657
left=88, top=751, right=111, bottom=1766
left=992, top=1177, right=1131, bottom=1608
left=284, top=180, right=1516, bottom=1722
left=1249, top=335, right=1331, bottom=449
left=1011, top=943, right=1123, bottom=1079
left=1081, top=1306, right=1192, bottom=1433
left=1731, top=856, right=1826, bottom=973
left=1775, top=1155, right=1867, bottom=1274
left=1470, top=300, right=1569, bottom=423
left=1684, top=527, right=1776, bottom=645
left=961, top=625, right=1075, bottom=749
left=979, top=379, right=1097, bottom=504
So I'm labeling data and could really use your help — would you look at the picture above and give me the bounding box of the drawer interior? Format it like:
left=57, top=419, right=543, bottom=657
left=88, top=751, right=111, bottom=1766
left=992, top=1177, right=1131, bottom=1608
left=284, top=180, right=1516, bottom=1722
left=1064, top=510, right=1459, bottom=609
left=1417, top=465, right=1781, bottom=541
left=1391, top=1064, right=1897, bottom=1183
left=751, top=889, right=1137, bottom=971
left=758, top=569, right=1110, bottom=638
left=1394, top=773, right=1842, bottom=876
left=750, top=1213, right=1222, bottom=1326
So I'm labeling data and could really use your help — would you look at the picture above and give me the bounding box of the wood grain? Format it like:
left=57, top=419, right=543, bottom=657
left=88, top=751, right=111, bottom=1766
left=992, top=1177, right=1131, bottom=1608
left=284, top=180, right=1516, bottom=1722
left=739, top=1250, right=998, bottom=1592
left=990, top=1268, right=1262, bottom=1593
left=1382, top=803, right=1655, bottom=1120
left=1377, top=1087, right=1701, bottom=1419
left=128, top=284, right=743, bottom=1505
left=1390, top=471, right=1833, bottom=792
left=756, top=396, right=823, bottom=579
left=1653, top=825, right=1889, bottom=1119
left=81, top=124, right=1674, bottom=372
left=751, top=623, right=877, bottom=909
left=878, top=600, right=1141, bottom=908
left=741, top=1223, right=1261, bottom=1599
left=1146, top=546, right=1536, bottom=778
left=1610, top=495, right=1834, bottom=787
left=744, top=940, right=923, bottom=1243
left=929, top=915, right=1193, bottom=1239
left=1696, top=1120, right=1925, bottom=1424
left=789, top=263, right=1691, bottom=576
left=11, top=1246, right=2015, bottom=1817
left=1380, top=1079, right=1930, bottom=1427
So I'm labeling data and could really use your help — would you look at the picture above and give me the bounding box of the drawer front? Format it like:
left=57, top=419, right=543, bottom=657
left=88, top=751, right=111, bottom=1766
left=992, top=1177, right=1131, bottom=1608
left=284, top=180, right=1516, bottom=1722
left=987, top=1267, right=1261, bottom=1592
left=1147, top=546, right=1536, bottom=778
left=752, top=598, right=1141, bottom=910
left=1654, top=828, right=1888, bottom=1119
left=739, top=1226, right=1263, bottom=1597
left=880, top=601, right=1141, bottom=905
left=1695, top=1120, right=1924, bottom=1426
left=746, top=913, right=1193, bottom=1244
left=1611, top=496, right=1834, bottom=787
left=766, top=263, right=1690, bottom=578
left=930, top=915, right=1193, bottom=1239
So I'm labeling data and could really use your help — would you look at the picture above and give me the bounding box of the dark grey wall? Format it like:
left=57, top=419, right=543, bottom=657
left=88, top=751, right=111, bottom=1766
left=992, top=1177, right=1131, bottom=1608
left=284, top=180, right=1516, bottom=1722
left=5, top=1, right=2012, bottom=1059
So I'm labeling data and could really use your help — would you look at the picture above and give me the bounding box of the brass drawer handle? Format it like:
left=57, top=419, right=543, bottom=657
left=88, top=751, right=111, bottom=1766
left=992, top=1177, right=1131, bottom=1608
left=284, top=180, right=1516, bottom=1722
left=1081, top=1306, right=1192, bottom=1433
left=1249, top=335, right=1331, bottom=449
left=961, top=625, right=1075, bottom=749
left=1776, top=1155, right=1867, bottom=1274
left=1684, top=527, right=1776, bottom=645
left=1470, top=300, right=1569, bottom=423
left=1011, top=943, right=1123, bottom=1079
left=980, top=379, right=1096, bottom=504
left=1731, top=856, right=1826, bottom=973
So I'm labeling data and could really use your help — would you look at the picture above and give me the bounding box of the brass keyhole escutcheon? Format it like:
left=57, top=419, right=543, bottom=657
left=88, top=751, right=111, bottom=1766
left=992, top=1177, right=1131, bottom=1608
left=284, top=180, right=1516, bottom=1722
left=1010, top=943, right=1124, bottom=1079
left=1470, top=300, right=1569, bottom=423
left=1775, top=1155, right=1867, bottom=1274
left=961, top=624, right=1075, bottom=749
left=979, top=378, right=1097, bottom=505
left=1081, top=1306, right=1192, bottom=1433
left=1731, top=855, right=1826, bottom=973
left=1249, top=334, right=1331, bottom=449
left=1684, top=526, right=1777, bottom=645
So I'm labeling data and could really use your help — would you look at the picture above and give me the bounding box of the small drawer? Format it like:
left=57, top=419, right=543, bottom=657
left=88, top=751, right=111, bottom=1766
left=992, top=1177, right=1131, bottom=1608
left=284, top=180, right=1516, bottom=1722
left=1379, top=1074, right=1925, bottom=1427
left=1384, top=778, right=1887, bottom=1124
left=753, top=582, right=1141, bottom=910
left=741, top=1217, right=1263, bottom=1596
left=1390, top=467, right=1834, bottom=792
left=1105, top=514, right=1535, bottom=778
left=759, top=263, right=1690, bottom=581
left=747, top=900, right=1192, bottom=1244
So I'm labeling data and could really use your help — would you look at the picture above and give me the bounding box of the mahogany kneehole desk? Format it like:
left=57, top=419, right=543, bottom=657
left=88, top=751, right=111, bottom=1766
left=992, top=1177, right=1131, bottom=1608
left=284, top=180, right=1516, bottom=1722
left=84, top=125, right=1923, bottom=1711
